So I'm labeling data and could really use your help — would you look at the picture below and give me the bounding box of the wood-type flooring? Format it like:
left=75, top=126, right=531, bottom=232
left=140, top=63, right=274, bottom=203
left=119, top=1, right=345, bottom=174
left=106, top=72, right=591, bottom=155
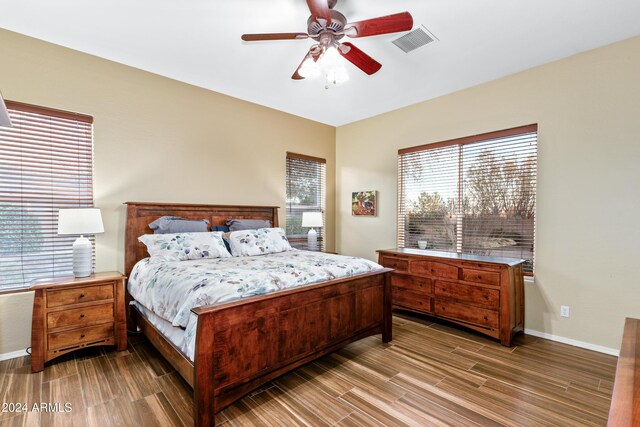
left=0, top=314, right=617, bottom=426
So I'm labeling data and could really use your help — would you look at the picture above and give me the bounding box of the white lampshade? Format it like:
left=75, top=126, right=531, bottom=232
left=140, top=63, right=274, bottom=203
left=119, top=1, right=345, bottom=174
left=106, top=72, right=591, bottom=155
left=301, top=212, right=323, bottom=228
left=58, top=208, right=104, bottom=235
left=0, top=92, right=12, bottom=128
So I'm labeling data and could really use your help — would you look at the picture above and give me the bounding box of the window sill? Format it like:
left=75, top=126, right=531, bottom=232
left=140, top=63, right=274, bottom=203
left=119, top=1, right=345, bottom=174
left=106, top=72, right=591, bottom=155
left=0, top=286, right=33, bottom=296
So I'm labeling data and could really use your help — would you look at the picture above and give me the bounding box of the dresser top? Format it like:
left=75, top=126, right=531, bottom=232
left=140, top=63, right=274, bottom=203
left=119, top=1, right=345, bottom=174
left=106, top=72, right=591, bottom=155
left=30, top=271, right=126, bottom=290
left=377, top=248, right=525, bottom=267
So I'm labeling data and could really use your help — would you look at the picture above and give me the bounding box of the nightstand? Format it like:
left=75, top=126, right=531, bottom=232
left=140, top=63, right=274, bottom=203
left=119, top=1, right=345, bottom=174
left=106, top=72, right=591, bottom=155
left=30, top=271, right=127, bottom=373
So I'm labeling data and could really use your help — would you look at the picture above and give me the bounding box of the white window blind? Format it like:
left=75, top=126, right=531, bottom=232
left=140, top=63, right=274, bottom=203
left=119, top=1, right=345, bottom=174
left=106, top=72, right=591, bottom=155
left=0, top=101, right=94, bottom=289
left=398, top=125, right=537, bottom=274
left=286, top=152, right=326, bottom=251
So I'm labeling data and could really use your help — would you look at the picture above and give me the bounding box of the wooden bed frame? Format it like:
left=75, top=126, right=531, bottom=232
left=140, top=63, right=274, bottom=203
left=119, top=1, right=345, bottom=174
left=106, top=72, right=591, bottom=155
left=124, top=202, right=392, bottom=426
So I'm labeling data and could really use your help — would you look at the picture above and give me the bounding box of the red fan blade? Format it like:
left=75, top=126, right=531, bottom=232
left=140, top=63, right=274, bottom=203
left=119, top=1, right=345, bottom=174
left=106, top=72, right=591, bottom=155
left=346, top=12, right=413, bottom=38
left=306, top=0, right=332, bottom=25
left=241, top=33, right=309, bottom=42
left=338, top=42, right=382, bottom=75
left=292, top=49, right=321, bottom=80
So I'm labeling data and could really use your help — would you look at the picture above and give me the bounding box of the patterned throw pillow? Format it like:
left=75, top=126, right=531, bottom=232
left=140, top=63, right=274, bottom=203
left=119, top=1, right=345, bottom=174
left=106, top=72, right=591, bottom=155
left=138, top=232, right=231, bottom=261
left=227, top=228, right=293, bottom=257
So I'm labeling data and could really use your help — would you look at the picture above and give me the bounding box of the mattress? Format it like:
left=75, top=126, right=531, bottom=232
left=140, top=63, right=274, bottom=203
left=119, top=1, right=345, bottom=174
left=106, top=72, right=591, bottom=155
left=128, top=249, right=383, bottom=361
left=133, top=301, right=190, bottom=357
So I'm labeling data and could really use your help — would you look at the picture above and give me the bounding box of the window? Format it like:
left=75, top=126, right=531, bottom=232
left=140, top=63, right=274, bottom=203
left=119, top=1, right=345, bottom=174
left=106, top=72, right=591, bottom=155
left=285, top=152, right=326, bottom=251
left=0, top=101, right=94, bottom=289
left=398, top=125, right=537, bottom=274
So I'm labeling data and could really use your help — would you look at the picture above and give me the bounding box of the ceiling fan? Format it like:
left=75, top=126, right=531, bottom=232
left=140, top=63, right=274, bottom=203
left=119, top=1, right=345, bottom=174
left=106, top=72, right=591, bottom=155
left=241, top=0, right=413, bottom=82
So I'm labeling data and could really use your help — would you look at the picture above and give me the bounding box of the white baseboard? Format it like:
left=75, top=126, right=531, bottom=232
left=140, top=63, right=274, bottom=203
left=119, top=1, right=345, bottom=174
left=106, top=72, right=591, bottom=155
left=524, top=328, right=619, bottom=356
left=0, top=349, right=29, bottom=362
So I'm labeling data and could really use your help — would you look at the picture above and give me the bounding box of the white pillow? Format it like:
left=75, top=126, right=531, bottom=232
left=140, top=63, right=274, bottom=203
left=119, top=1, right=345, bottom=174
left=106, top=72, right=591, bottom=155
left=227, top=228, right=293, bottom=257
left=138, top=231, right=231, bottom=261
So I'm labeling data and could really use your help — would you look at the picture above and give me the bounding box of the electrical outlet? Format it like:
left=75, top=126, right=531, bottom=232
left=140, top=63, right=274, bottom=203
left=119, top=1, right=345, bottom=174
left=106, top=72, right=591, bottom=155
left=560, top=305, right=570, bottom=318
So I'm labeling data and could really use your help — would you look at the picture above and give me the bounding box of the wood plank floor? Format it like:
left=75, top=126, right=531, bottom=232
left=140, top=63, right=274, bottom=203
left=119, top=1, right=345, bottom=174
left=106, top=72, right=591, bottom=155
left=0, top=314, right=617, bottom=426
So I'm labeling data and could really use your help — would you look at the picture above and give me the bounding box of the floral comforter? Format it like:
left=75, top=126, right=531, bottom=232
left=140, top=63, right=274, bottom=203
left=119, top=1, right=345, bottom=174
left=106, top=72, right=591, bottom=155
left=128, top=250, right=383, bottom=360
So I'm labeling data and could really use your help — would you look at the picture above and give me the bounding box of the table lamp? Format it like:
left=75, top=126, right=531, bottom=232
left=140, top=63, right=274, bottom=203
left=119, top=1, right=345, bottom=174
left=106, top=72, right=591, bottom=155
left=0, top=92, right=12, bottom=127
left=57, top=208, right=104, bottom=277
left=301, top=211, right=323, bottom=251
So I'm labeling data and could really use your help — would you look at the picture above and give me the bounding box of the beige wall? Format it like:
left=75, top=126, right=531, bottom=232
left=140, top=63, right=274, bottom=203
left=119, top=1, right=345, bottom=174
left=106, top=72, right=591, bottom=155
left=0, top=29, right=335, bottom=355
left=1, top=27, right=638, bottom=356
left=336, top=36, right=640, bottom=351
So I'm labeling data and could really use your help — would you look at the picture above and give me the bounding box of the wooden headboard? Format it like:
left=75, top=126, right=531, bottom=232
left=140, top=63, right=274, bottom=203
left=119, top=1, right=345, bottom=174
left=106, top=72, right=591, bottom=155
left=124, top=202, right=279, bottom=277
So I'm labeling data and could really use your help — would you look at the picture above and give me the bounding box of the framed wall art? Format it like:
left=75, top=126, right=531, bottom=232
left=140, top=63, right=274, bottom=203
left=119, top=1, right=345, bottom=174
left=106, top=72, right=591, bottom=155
left=352, top=191, right=377, bottom=216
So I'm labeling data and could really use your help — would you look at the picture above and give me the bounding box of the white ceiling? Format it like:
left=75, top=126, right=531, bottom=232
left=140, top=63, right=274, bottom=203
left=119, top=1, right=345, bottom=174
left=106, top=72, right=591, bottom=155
left=1, top=0, right=639, bottom=126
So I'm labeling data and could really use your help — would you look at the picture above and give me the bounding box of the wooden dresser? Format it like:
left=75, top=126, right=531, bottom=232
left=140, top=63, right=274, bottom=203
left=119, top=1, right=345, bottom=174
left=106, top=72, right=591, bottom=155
left=608, top=317, right=640, bottom=426
left=31, top=271, right=127, bottom=372
left=377, top=248, right=525, bottom=346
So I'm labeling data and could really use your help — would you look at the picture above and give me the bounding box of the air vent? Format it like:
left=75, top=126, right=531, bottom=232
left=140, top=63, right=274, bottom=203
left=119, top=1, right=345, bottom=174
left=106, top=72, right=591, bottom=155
left=392, top=25, right=438, bottom=53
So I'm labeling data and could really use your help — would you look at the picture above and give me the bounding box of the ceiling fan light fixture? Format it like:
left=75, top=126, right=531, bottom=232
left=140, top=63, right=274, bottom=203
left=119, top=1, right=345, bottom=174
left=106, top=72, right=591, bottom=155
left=321, top=46, right=342, bottom=68
left=321, top=46, right=348, bottom=85
left=298, top=56, right=321, bottom=78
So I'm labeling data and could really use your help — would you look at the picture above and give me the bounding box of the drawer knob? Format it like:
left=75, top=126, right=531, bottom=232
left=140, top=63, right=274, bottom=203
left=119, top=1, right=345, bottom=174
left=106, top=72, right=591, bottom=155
left=80, top=334, right=85, bottom=338
left=483, top=316, right=488, bottom=321
left=441, top=306, right=445, bottom=311
left=483, top=294, right=489, bottom=300
left=419, top=301, right=423, bottom=305
left=442, top=288, right=446, bottom=292
left=80, top=314, right=85, bottom=318
left=79, top=293, right=85, bottom=298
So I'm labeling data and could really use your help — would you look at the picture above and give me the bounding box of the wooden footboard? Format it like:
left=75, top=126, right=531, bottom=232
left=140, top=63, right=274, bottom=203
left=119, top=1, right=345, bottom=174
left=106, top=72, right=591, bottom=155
left=192, top=269, right=392, bottom=426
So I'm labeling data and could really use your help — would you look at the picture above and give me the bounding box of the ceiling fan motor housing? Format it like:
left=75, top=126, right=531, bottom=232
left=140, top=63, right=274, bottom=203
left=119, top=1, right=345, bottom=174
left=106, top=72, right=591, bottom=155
left=307, top=10, right=347, bottom=37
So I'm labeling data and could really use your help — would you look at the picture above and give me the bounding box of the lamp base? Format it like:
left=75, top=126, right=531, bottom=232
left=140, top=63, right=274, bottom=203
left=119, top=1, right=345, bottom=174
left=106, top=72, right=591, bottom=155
left=307, top=228, right=318, bottom=251
left=72, top=236, right=93, bottom=278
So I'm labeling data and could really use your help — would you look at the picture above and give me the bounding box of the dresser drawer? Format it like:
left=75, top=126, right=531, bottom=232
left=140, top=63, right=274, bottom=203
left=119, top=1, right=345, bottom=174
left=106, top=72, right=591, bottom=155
left=48, top=323, right=114, bottom=350
left=411, top=261, right=458, bottom=280
left=391, top=274, right=432, bottom=293
left=434, top=299, right=498, bottom=329
left=462, top=269, right=500, bottom=286
left=47, top=303, right=114, bottom=329
left=392, top=288, right=432, bottom=313
left=47, top=283, right=114, bottom=308
left=434, top=281, right=499, bottom=309
left=380, top=256, right=409, bottom=272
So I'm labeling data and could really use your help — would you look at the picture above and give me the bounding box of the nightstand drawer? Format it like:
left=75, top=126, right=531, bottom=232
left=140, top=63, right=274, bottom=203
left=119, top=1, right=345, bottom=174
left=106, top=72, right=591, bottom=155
left=47, top=283, right=114, bottom=308
left=48, top=323, right=114, bottom=350
left=47, top=303, right=114, bottom=329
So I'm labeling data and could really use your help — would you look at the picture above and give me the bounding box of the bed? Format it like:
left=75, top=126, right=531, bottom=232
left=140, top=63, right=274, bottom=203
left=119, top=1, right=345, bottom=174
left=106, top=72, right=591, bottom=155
left=124, top=202, right=392, bottom=426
